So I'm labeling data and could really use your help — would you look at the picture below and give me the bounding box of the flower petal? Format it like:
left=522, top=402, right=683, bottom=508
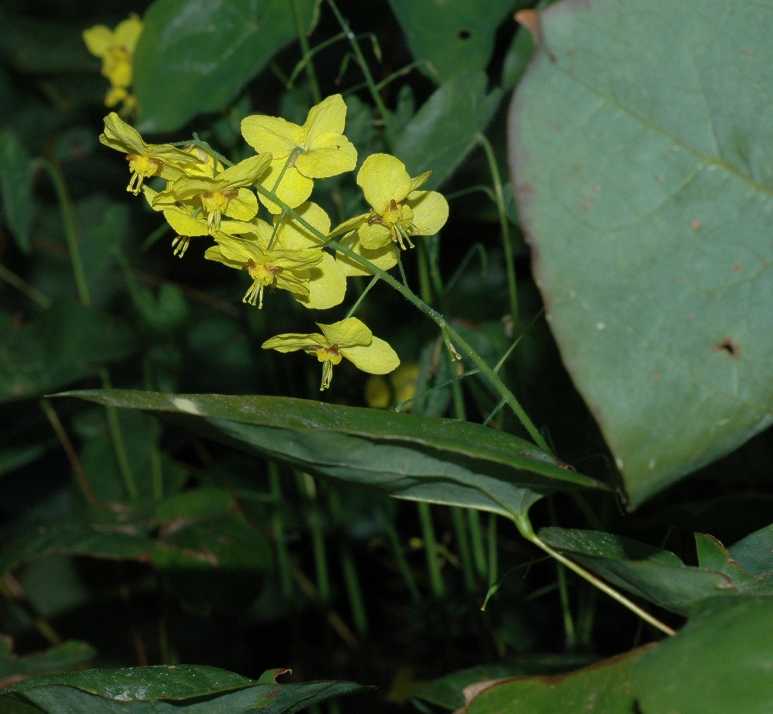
left=224, top=188, right=259, bottom=222
left=317, top=317, right=372, bottom=348
left=113, top=14, right=143, bottom=51
left=357, top=153, right=411, bottom=213
left=297, top=253, right=347, bottom=310
left=342, top=337, right=400, bottom=375
left=303, top=94, right=347, bottom=146
left=99, top=112, right=145, bottom=154
left=262, top=332, right=326, bottom=353
left=258, top=163, right=313, bottom=214
left=217, top=154, right=271, bottom=188
left=274, top=202, right=330, bottom=250
left=296, top=133, right=357, bottom=179
left=241, top=114, right=303, bottom=157
left=82, top=25, right=113, bottom=57
left=358, top=221, right=391, bottom=250
left=408, top=190, right=449, bottom=235
left=164, top=207, right=209, bottom=236
left=336, top=232, right=398, bottom=277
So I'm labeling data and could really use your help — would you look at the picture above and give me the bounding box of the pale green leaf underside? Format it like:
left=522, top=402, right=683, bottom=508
left=508, top=0, right=773, bottom=507
left=60, top=389, right=608, bottom=521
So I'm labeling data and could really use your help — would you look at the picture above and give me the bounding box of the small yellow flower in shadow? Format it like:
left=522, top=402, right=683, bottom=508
left=152, top=154, right=271, bottom=232
left=366, top=362, right=420, bottom=409
left=262, top=317, right=400, bottom=391
left=204, top=235, right=321, bottom=309
left=99, top=112, right=200, bottom=194
left=83, top=14, right=142, bottom=114
left=241, top=94, right=357, bottom=214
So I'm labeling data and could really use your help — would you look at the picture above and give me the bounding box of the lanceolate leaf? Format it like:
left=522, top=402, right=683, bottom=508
left=60, top=389, right=608, bottom=522
left=134, top=0, right=320, bottom=132
left=508, top=0, right=773, bottom=507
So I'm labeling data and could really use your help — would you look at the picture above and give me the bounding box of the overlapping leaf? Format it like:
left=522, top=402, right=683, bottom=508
left=61, top=389, right=608, bottom=522
left=508, top=0, right=773, bottom=506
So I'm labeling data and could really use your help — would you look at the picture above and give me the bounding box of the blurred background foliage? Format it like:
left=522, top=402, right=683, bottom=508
left=0, top=0, right=771, bottom=712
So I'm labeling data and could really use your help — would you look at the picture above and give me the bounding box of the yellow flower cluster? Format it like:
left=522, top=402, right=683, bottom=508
left=83, top=14, right=142, bottom=116
left=98, top=93, right=449, bottom=391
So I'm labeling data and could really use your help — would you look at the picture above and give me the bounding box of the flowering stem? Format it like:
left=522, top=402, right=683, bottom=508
left=326, top=0, right=396, bottom=144
left=344, top=275, right=379, bottom=318
left=252, top=183, right=549, bottom=452
left=476, top=133, right=518, bottom=325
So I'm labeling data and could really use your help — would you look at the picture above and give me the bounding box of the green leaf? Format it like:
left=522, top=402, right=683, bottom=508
left=388, top=0, right=520, bottom=84
left=539, top=527, right=738, bottom=615
left=59, top=389, right=608, bottom=522
left=412, top=654, right=595, bottom=710
left=508, top=0, right=773, bottom=507
left=466, top=597, right=773, bottom=713
left=2, top=665, right=366, bottom=713
left=0, top=302, right=135, bottom=403
left=134, top=0, right=320, bottom=132
left=395, top=71, right=502, bottom=189
left=0, top=638, right=95, bottom=681
left=0, top=131, right=36, bottom=253
left=730, top=523, right=773, bottom=575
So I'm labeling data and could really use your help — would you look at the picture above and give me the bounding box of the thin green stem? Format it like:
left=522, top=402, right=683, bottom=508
left=486, top=514, right=499, bottom=592
left=417, top=501, right=445, bottom=599
left=269, top=462, right=293, bottom=598
left=99, top=368, right=138, bottom=501
left=37, top=159, right=91, bottom=306
left=288, top=32, right=346, bottom=86
left=40, top=399, right=97, bottom=505
left=467, top=511, right=487, bottom=579
left=451, top=508, right=476, bottom=592
left=0, top=262, right=51, bottom=309
left=290, top=0, right=321, bottom=102
left=251, top=183, right=549, bottom=451
left=326, top=0, right=396, bottom=143
left=345, top=275, right=379, bottom=318
left=298, top=472, right=331, bottom=603
left=525, top=530, right=676, bottom=637
left=477, top=133, right=518, bottom=324
left=381, top=510, right=421, bottom=603
left=549, top=498, right=577, bottom=649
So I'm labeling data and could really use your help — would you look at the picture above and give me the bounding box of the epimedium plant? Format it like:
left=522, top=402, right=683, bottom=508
left=0, top=0, right=771, bottom=713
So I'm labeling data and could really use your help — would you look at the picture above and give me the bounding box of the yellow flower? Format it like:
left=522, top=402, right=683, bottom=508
left=204, top=235, right=321, bottom=309
left=241, top=94, right=358, bottom=214
left=353, top=153, right=449, bottom=252
left=253, top=202, right=347, bottom=310
left=99, top=112, right=200, bottom=194
left=83, top=14, right=142, bottom=113
left=152, top=154, right=271, bottom=231
left=262, top=317, right=400, bottom=391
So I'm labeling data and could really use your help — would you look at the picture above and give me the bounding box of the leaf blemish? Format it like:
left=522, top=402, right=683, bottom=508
left=714, top=337, right=740, bottom=358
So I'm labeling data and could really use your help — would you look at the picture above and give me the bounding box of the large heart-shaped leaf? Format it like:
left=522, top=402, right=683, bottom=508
left=60, top=389, right=608, bottom=524
left=465, top=597, right=773, bottom=713
left=134, top=0, right=319, bottom=132
left=508, top=0, right=773, bottom=507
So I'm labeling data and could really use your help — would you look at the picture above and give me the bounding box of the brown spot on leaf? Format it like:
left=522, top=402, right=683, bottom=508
left=715, top=337, right=740, bottom=358
left=691, top=218, right=702, bottom=231
left=514, top=9, right=541, bottom=41
left=731, top=263, right=743, bottom=272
